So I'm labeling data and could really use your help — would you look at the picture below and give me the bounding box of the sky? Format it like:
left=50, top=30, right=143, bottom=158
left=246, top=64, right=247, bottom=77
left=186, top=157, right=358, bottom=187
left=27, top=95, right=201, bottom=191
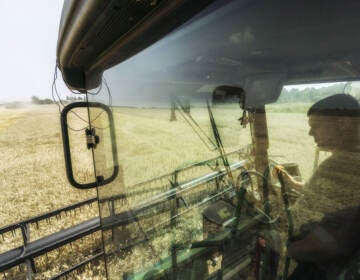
left=0, top=0, right=64, bottom=103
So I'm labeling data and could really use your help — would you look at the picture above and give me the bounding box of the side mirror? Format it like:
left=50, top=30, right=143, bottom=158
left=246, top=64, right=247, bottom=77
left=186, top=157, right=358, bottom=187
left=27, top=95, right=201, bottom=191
left=61, top=102, right=118, bottom=189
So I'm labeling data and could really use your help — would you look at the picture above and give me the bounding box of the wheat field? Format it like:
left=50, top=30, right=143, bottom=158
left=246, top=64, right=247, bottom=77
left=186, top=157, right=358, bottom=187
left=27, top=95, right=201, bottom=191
left=0, top=103, right=319, bottom=279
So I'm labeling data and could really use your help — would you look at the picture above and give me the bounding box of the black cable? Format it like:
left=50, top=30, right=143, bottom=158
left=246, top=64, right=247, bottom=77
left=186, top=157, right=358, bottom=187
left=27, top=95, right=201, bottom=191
left=85, top=83, right=102, bottom=95
left=52, top=66, right=113, bottom=131
left=103, top=78, right=113, bottom=107
left=51, top=65, right=61, bottom=112
left=207, top=101, right=235, bottom=187
left=84, top=78, right=113, bottom=130
left=173, top=96, right=217, bottom=151
left=176, top=105, right=216, bottom=151
left=178, top=101, right=215, bottom=147
left=52, top=65, right=89, bottom=131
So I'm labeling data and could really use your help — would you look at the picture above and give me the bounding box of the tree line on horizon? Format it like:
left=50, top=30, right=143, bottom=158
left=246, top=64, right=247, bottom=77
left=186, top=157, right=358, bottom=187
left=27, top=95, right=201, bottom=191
left=278, top=83, right=360, bottom=103
left=31, top=95, right=84, bottom=105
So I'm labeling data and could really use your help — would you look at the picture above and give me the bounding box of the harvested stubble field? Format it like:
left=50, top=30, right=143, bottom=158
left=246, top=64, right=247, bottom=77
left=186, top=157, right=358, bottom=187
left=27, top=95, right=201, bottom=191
left=0, top=103, right=320, bottom=279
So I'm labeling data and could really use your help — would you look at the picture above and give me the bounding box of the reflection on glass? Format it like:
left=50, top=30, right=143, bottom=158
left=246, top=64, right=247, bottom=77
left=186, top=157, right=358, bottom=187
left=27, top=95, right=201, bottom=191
left=87, top=1, right=360, bottom=278
left=93, top=85, right=360, bottom=279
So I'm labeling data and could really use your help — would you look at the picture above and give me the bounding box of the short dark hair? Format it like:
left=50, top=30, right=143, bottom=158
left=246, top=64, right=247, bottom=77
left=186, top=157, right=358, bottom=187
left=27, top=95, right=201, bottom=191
left=307, top=94, right=360, bottom=117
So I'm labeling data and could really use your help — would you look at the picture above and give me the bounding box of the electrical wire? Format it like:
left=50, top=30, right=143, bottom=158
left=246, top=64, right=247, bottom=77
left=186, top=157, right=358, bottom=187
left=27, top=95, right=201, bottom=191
left=52, top=65, right=89, bottom=131
left=52, top=65, right=114, bottom=131
left=175, top=104, right=216, bottom=151
left=103, top=78, right=113, bottom=107
left=87, top=78, right=113, bottom=129
left=173, top=98, right=217, bottom=151
left=51, top=64, right=62, bottom=114
left=207, top=101, right=235, bottom=188
left=86, top=82, right=102, bottom=95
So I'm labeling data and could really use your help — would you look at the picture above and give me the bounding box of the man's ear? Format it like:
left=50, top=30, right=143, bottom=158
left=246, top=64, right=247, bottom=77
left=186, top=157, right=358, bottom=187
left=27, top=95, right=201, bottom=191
left=335, top=117, right=352, bottom=131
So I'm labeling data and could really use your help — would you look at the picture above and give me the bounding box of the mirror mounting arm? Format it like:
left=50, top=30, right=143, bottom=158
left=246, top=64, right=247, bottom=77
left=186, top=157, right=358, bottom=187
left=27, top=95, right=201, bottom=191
left=85, top=128, right=100, bottom=149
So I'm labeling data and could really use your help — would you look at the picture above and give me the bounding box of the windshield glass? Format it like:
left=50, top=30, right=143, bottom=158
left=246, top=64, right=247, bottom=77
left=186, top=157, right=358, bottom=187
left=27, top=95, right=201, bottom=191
left=2, top=0, right=360, bottom=279
left=84, top=1, right=360, bottom=279
left=91, top=73, right=254, bottom=278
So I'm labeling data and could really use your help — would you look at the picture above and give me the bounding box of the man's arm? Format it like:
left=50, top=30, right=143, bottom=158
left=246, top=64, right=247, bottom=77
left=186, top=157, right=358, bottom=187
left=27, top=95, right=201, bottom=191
left=288, top=225, right=339, bottom=262
left=288, top=208, right=359, bottom=263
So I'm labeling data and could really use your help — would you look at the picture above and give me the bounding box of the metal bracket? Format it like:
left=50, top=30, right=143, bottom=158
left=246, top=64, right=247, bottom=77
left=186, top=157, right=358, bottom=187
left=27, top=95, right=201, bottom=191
left=85, top=128, right=100, bottom=149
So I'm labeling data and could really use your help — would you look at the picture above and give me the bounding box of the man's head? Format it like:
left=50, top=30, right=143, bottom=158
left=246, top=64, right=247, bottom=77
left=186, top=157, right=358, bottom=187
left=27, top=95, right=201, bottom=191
left=307, top=94, right=360, bottom=151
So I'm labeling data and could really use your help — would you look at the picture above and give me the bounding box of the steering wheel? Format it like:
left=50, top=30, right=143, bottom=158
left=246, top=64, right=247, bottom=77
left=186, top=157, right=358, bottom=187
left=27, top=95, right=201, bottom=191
left=235, top=168, right=281, bottom=225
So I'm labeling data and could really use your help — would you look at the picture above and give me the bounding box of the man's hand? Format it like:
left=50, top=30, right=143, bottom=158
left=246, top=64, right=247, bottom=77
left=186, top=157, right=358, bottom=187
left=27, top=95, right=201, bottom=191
left=272, top=165, right=291, bottom=179
left=272, top=165, right=304, bottom=191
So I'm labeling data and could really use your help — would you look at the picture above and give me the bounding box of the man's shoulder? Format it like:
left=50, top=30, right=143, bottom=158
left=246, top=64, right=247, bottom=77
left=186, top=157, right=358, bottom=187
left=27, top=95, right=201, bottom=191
left=316, top=151, right=360, bottom=176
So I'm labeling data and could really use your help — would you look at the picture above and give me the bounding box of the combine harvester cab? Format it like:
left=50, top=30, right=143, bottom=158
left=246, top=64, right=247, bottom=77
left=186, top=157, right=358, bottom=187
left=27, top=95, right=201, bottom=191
left=55, top=0, right=360, bottom=279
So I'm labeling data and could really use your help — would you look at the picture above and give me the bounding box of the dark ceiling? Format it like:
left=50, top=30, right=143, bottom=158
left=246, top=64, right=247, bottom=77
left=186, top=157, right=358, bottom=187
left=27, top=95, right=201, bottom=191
left=57, top=0, right=360, bottom=90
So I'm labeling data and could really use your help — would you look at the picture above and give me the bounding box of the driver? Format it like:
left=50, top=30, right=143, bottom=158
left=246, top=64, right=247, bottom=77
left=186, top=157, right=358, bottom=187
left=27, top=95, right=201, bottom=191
left=275, top=94, right=360, bottom=280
